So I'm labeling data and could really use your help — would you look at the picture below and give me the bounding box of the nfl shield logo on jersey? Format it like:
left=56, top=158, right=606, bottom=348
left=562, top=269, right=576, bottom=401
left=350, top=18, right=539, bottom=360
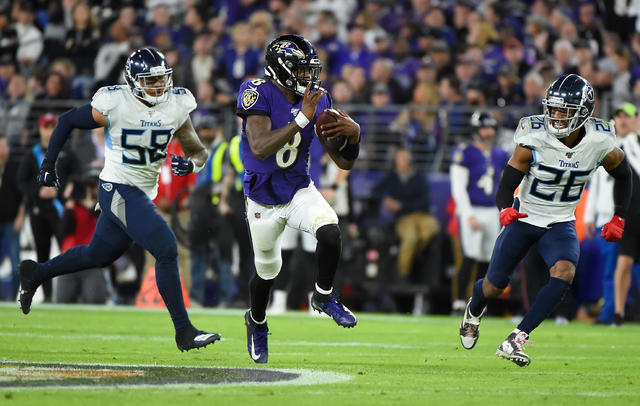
left=242, top=89, right=259, bottom=109
left=566, top=152, right=574, bottom=159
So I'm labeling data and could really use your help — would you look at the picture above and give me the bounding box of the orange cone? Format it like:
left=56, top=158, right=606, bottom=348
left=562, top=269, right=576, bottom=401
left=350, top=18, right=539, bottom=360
left=135, top=267, right=191, bottom=309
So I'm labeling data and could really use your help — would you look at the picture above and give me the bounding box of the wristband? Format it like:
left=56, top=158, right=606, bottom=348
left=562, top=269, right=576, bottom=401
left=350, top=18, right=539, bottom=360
left=294, top=112, right=310, bottom=129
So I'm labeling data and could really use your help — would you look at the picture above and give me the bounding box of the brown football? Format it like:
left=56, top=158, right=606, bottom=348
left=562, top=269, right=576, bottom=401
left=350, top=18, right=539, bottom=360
left=315, top=109, right=346, bottom=150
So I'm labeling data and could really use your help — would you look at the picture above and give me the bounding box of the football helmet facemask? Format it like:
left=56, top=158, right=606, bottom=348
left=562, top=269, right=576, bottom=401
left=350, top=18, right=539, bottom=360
left=125, top=48, right=173, bottom=105
left=264, top=34, right=322, bottom=96
left=541, top=74, right=595, bottom=138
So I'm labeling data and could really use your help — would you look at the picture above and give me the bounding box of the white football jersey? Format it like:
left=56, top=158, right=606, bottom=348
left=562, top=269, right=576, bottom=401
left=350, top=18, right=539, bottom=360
left=514, top=115, right=617, bottom=228
left=91, top=85, right=197, bottom=199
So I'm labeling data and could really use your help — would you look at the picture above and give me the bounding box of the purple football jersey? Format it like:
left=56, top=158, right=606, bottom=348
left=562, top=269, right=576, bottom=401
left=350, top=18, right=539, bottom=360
left=452, top=143, right=510, bottom=207
left=236, top=78, right=332, bottom=204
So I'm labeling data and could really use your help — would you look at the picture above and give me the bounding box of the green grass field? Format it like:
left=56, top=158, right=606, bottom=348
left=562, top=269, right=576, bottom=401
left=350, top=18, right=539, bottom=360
left=1, top=302, right=639, bottom=405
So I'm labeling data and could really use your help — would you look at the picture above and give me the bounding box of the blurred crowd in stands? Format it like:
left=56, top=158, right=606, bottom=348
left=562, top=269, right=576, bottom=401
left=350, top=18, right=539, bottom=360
left=1, top=0, right=640, bottom=324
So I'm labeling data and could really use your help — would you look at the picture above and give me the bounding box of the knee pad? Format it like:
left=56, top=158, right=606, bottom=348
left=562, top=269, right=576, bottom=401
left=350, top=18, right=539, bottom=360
left=316, top=224, right=341, bottom=249
left=254, top=250, right=282, bottom=280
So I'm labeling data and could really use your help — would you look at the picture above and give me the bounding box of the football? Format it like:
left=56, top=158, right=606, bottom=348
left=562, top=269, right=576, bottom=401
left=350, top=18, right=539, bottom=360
left=315, top=109, right=347, bottom=150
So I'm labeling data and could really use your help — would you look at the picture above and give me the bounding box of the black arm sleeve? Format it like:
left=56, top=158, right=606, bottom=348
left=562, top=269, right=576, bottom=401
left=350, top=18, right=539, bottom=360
left=496, top=164, right=526, bottom=210
left=45, top=104, right=101, bottom=162
left=607, top=156, right=632, bottom=218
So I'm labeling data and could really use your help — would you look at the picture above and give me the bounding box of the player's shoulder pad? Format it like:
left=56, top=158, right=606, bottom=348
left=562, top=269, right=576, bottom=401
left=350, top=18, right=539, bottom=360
left=451, top=143, right=469, bottom=164
left=91, top=85, right=125, bottom=114
left=238, top=78, right=270, bottom=110
left=171, top=87, right=197, bottom=114
left=514, top=114, right=547, bottom=149
left=584, top=117, right=617, bottom=151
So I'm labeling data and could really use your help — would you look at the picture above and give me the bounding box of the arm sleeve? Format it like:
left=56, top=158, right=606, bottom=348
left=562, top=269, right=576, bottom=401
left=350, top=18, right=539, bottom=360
left=44, top=104, right=101, bottom=162
left=496, top=164, right=525, bottom=210
left=450, top=164, right=473, bottom=218
left=607, top=156, right=632, bottom=218
left=583, top=170, right=600, bottom=224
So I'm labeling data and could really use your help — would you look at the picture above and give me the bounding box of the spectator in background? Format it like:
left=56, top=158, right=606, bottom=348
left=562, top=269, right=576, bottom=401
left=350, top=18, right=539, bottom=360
left=330, top=78, right=353, bottom=105
left=553, top=39, right=578, bottom=76
left=226, top=0, right=266, bottom=26
left=436, top=75, right=466, bottom=137
left=64, top=1, right=100, bottom=77
left=189, top=113, right=234, bottom=307
left=144, top=4, right=183, bottom=50
left=423, top=6, right=457, bottom=49
left=190, top=34, right=216, bottom=88
left=525, top=14, right=553, bottom=60
left=452, top=1, right=474, bottom=40
left=373, top=148, right=439, bottom=279
left=368, top=58, right=402, bottom=103
left=217, top=22, right=261, bottom=91
left=502, top=37, right=530, bottom=79
left=577, top=0, right=604, bottom=54
left=454, top=55, right=479, bottom=93
left=341, top=65, right=367, bottom=103
left=430, top=40, right=454, bottom=82
left=0, top=136, right=25, bottom=300
left=249, top=11, right=275, bottom=57
left=14, top=1, right=43, bottom=70
left=522, top=71, right=544, bottom=113
left=315, top=11, right=348, bottom=77
left=0, top=10, right=18, bottom=65
left=612, top=103, right=640, bottom=326
left=54, top=170, right=109, bottom=304
left=18, top=113, right=80, bottom=301
left=0, top=73, right=31, bottom=149
left=342, top=23, right=376, bottom=76
left=183, top=6, right=208, bottom=46
left=493, top=64, right=524, bottom=109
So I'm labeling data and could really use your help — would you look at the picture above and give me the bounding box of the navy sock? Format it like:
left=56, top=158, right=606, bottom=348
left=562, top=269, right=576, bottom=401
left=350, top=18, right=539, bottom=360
left=469, top=278, right=487, bottom=317
left=518, top=277, right=571, bottom=334
left=155, top=256, right=190, bottom=330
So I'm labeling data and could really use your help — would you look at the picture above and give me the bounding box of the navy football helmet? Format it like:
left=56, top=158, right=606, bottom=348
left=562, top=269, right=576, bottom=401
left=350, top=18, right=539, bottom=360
left=542, top=74, right=595, bottom=138
left=264, top=34, right=321, bottom=96
left=470, top=111, right=498, bottom=129
left=470, top=111, right=498, bottom=142
left=125, top=48, right=173, bottom=105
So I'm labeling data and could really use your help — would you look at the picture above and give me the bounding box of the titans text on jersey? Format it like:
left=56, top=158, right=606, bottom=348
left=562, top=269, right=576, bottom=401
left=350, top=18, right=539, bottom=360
left=92, top=85, right=196, bottom=199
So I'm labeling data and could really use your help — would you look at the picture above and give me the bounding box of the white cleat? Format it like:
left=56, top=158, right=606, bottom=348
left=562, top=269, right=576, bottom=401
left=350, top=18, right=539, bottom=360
left=459, top=298, right=486, bottom=350
left=496, top=330, right=532, bottom=367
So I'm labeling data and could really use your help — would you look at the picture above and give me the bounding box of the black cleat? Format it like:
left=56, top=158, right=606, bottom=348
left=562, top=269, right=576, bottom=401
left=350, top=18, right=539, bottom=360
left=18, top=260, right=40, bottom=315
left=175, top=324, right=221, bottom=352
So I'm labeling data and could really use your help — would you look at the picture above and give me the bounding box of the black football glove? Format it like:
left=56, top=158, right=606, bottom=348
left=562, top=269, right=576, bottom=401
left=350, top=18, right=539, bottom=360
left=37, top=158, right=61, bottom=189
left=171, top=154, right=194, bottom=176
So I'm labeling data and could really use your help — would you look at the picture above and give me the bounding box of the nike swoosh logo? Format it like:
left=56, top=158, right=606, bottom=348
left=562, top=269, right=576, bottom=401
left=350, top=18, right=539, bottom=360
left=250, top=336, right=261, bottom=360
left=194, top=333, right=215, bottom=342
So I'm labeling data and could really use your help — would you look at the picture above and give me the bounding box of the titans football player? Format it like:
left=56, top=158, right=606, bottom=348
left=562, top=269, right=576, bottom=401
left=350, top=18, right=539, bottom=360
left=459, top=74, right=632, bottom=366
left=237, top=34, right=361, bottom=363
left=18, top=48, right=221, bottom=351
left=450, top=112, right=509, bottom=314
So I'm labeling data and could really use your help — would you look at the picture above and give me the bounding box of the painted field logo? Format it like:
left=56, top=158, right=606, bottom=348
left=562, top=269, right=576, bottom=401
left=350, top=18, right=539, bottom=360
left=0, top=362, right=299, bottom=388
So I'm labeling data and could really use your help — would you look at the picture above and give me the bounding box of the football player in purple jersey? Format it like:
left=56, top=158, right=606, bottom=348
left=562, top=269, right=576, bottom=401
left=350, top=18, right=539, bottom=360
left=450, top=112, right=509, bottom=314
left=236, top=34, right=361, bottom=363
